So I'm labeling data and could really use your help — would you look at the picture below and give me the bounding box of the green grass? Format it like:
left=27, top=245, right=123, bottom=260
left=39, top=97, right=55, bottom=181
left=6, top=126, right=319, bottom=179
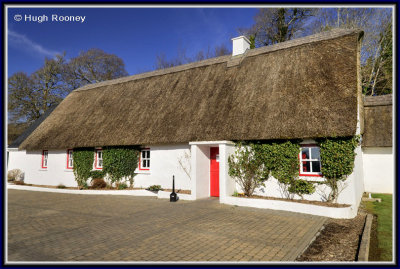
left=364, top=194, right=393, bottom=261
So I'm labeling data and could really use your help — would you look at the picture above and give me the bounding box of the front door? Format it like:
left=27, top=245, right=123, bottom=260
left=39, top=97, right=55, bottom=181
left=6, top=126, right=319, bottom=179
left=210, top=147, right=220, bottom=197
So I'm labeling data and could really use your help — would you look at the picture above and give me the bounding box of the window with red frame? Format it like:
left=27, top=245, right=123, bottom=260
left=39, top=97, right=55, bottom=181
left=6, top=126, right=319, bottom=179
left=95, top=149, right=103, bottom=169
left=66, top=149, right=73, bottom=169
left=299, top=145, right=322, bottom=176
left=42, top=150, right=48, bottom=169
left=139, top=149, right=150, bottom=170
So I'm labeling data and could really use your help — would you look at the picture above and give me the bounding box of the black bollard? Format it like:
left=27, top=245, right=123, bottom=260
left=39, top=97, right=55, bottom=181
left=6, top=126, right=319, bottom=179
left=170, top=176, right=177, bottom=202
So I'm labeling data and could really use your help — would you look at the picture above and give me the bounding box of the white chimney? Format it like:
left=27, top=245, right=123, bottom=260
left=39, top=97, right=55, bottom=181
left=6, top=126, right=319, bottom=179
left=231, top=36, right=250, bottom=56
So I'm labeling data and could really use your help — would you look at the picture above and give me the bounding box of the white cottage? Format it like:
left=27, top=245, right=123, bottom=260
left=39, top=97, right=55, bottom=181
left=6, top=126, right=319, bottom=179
left=8, top=29, right=380, bottom=217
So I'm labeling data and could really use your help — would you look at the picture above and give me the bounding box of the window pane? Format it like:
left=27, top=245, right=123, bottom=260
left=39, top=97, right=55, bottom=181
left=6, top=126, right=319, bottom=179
left=311, top=161, right=321, bottom=173
left=301, top=148, right=309, bottom=159
left=302, top=161, right=310, bottom=172
left=99, top=160, right=103, bottom=167
left=147, top=151, right=150, bottom=158
left=147, top=160, right=150, bottom=168
left=142, top=160, right=146, bottom=168
left=311, top=147, right=320, bottom=160
left=142, top=151, right=146, bottom=158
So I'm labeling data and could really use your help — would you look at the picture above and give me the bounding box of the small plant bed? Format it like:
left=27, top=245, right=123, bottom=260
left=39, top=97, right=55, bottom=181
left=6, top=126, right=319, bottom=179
left=15, top=183, right=145, bottom=191
left=234, top=194, right=350, bottom=208
left=28, top=184, right=78, bottom=190
left=162, top=189, right=191, bottom=195
left=88, top=186, right=143, bottom=190
left=12, top=181, right=29, bottom=186
left=296, top=213, right=366, bottom=261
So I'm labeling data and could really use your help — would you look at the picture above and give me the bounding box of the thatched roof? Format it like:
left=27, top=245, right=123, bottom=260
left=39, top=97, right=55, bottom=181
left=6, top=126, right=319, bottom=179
left=20, top=29, right=363, bottom=150
left=362, top=94, right=392, bottom=147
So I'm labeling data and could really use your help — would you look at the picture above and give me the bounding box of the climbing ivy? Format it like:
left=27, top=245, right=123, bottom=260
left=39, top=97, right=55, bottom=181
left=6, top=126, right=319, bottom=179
left=253, top=140, right=315, bottom=199
left=103, top=146, right=139, bottom=187
left=228, top=140, right=315, bottom=199
left=317, top=136, right=360, bottom=202
left=72, top=148, right=94, bottom=189
left=230, top=136, right=359, bottom=202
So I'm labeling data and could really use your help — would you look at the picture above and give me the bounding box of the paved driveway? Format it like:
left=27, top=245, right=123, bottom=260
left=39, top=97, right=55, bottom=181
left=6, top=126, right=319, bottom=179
left=7, top=189, right=326, bottom=262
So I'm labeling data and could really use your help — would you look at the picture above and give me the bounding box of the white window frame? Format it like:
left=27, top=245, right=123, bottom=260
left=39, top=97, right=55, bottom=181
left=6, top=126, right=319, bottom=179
left=67, top=149, right=73, bottom=169
left=299, top=145, right=322, bottom=177
left=95, top=149, right=103, bottom=170
left=139, top=148, right=150, bottom=171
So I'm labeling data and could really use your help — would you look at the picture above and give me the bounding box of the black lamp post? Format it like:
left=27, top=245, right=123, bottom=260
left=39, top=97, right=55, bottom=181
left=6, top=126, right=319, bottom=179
left=170, top=175, right=177, bottom=202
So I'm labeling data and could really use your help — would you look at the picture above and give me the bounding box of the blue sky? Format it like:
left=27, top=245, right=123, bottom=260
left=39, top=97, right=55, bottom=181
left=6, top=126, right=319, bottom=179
left=7, top=7, right=258, bottom=76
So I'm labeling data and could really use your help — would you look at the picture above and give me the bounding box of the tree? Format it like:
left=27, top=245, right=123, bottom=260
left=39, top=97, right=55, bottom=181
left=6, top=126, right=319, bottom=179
left=311, top=8, right=392, bottom=95
left=8, top=49, right=128, bottom=125
left=239, top=8, right=315, bottom=47
left=64, top=48, right=128, bottom=90
left=8, top=54, right=65, bottom=124
left=362, top=21, right=392, bottom=95
left=155, top=43, right=230, bottom=69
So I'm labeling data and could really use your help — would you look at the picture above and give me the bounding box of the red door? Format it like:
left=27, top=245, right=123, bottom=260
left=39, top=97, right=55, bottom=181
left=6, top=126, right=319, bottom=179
left=210, top=147, right=220, bottom=197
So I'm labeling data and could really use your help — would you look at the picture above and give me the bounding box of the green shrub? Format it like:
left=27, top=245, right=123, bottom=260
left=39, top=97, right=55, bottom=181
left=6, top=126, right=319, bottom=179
left=228, top=142, right=267, bottom=197
left=288, top=179, right=315, bottom=199
left=146, top=185, right=162, bottom=192
left=57, top=184, right=66, bottom=189
left=118, top=183, right=128, bottom=190
left=91, top=178, right=107, bottom=189
left=73, top=148, right=94, bottom=189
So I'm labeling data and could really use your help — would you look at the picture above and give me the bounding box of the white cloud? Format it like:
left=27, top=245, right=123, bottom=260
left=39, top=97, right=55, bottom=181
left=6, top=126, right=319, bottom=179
left=8, top=30, right=60, bottom=58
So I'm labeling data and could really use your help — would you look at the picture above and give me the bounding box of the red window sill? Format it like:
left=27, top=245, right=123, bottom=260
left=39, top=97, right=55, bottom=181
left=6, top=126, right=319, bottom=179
left=299, top=173, right=323, bottom=177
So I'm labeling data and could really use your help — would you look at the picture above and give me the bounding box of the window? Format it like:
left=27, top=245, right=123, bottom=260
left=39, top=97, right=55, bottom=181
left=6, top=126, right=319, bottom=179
left=95, top=149, right=103, bottom=169
left=299, top=145, right=322, bottom=177
left=139, top=149, right=150, bottom=170
left=42, top=150, right=48, bottom=169
left=66, top=149, right=73, bottom=169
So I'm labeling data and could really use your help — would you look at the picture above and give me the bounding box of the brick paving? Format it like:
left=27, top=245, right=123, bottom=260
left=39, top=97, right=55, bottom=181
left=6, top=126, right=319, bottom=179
left=7, top=189, right=326, bottom=262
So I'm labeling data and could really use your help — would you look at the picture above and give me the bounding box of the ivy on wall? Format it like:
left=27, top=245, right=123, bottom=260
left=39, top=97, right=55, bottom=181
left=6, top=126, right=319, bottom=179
left=72, top=148, right=94, bottom=189
left=253, top=140, right=315, bottom=199
left=103, top=146, right=139, bottom=187
left=229, top=136, right=360, bottom=201
left=317, top=136, right=360, bottom=202
left=228, top=140, right=315, bottom=198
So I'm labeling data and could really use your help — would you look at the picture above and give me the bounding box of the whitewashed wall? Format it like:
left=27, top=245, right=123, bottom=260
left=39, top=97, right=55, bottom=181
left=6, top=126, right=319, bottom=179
left=362, top=147, right=393, bottom=194
left=190, top=144, right=210, bottom=199
left=7, top=144, right=191, bottom=189
left=134, top=144, right=191, bottom=190
left=7, top=149, right=77, bottom=187
left=236, top=145, right=365, bottom=206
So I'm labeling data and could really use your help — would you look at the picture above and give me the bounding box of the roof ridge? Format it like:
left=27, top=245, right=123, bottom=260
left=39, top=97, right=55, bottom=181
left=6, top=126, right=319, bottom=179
left=74, top=28, right=363, bottom=92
